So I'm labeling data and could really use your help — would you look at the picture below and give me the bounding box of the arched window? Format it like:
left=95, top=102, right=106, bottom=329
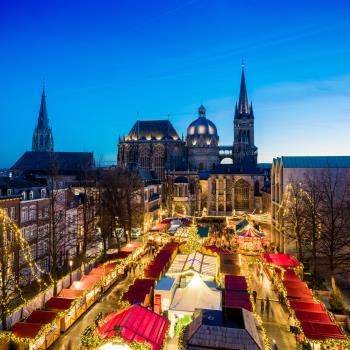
left=29, top=191, right=34, bottom=200
left=234, top=179, right=250, bottom=210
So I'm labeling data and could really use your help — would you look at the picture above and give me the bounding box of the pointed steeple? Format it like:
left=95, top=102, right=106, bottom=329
left=250, top=102, right=254, bottom=118
left=37, top=85, right=49, bottom=129
left=238, top=65, right=249, bottom=114
left=32, top=83, right=54, bottom=152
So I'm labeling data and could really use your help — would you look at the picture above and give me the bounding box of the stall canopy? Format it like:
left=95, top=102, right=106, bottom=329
left=169, top=273, right=221, bottom=312
left=220, top=253, right=241, bottom=276
left=58, top=289, right=84, bottom=298
left=96, top=304, right=169, bottom=350
left=289, top=300, right=325, bottom=313
left=204, top=245, right=232, bottom=255
left=224, top=291, right=252, bottom=312
left=26, top=310, right=57, bottom=324
left=294, top=310, right=332, bottom=324
left=12, top=323, right=43, bottom=338
left=224, top=275, right=248, bottom=291
left=283, top=270, right=301, bottom=282
left=263, top=254, right=300, bottom=269
left=167, top=252, right=217, bottom=279
left=300, top=321, right=346, bottom=340
left=46, top=297, right=75, bottom=310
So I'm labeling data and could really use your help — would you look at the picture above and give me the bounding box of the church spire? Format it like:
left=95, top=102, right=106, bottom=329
left=32, top=84, right=54, bottom=152
left=37, top=85, right=49, bottom=129
left=238, top=64, right=249, bottom=114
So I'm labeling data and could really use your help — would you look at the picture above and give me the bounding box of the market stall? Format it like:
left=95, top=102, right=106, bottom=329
left=154, top=277, right=176, bottom=313
left=93, top=304, right=169, bottom=350
left=11, top=311, right=60, bottom=350
left=168, top=273, right=221, bottom=337
left=166, top=251, right=218, bottom=281
left=219, top=253, right=241, bottom=276
left=70, top=277, right=99, bottom=308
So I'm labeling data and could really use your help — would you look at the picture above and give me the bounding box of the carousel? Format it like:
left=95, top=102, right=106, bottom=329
left=235, top=224, right=266, bottom=254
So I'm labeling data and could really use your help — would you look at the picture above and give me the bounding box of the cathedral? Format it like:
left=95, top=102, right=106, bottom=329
left=118, top=67, right=270, bottom=216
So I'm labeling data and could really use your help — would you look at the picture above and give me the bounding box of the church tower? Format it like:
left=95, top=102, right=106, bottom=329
left=32, top=86, right=54, bottom=152
left=232, top=65, right=257, bottom=167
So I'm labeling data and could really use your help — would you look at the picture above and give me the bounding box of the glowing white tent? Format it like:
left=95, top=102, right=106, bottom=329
left=168, top=273, right=221, bottom=337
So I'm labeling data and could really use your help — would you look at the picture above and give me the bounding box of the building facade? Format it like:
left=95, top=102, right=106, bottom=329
left=271, top=156, right=350, bottom=253
left=118, top=67, right=271, bottom=216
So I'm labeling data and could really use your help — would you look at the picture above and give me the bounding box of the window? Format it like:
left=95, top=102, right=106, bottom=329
left=21, top=207, right=28, bottom=222
left=29, top=205, right=36, bottom=221
left=3, top=208, right=9, bottom=217
left=7, top=189, right=12, bottom=195
left=41, top=189, right=46, bottom=198
left=22, top=192, right=26, bottom=200
left=29, top=191, right=34, bottom=200
left=44, top=207, right=49, bottom=218
left=10, top=207, right=15, bottom=220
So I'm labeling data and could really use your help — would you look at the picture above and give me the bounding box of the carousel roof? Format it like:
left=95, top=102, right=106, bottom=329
left=236, top=226, right=265, bottom=238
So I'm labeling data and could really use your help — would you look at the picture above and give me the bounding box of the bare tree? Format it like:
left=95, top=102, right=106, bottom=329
left=0, top=209, right=40, bottom=329
left=46, top=155, right=71, bottom=295
left=281, top=177, right=308, bottom=262
left=98, top=166, right=144, bottom=249
left=302, top=170, right=324, bottom=288
left=318, top=168, right=350, bottom=289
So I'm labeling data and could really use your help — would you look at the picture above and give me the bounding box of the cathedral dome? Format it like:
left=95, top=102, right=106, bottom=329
left=186, top=105, right=219, bottom=147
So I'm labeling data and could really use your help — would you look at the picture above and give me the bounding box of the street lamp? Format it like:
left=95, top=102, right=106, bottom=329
left=69, top=259, right=73, bottom=285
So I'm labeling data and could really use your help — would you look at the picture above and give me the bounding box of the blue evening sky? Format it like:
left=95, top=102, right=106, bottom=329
left=1, top=0, right=350, bottom=167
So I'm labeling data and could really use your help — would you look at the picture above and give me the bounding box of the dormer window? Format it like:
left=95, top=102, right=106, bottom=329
left=29, top=191, right=34, bottom=200
left=22, top=192, right=26, bottom=200
left=7, top=189, right=12, bottom=196
left=41, top=189, right=46, bottom=198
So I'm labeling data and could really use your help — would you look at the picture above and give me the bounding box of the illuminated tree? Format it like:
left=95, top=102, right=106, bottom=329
left=0, top=209, right=45, bottom=329
left=182, top=225, right=201, bottom=255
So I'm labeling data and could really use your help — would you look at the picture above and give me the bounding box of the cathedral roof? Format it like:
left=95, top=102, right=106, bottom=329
left=187, top=105, right=219, bottom=147
left=11, top=151, right=94, bottom=175
left=276, top=156, right=350, bottom=169
left=126, top=120, right=180, bottom=141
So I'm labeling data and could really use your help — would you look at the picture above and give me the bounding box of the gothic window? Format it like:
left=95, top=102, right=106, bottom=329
left=40, top=135, right=44, bottom=147
left=234, top=179, right=250, bottom=210
left=218, top=204, right=224, bottom=212
left=218, top=178, right=224, bottom=194
left=254, top=180, right=260, bottom=196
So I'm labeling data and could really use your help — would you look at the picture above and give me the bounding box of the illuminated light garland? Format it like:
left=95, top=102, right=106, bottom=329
left=9, top=243, right=147, bottom=347
left=257, top=258, right=350, bottom=348
left=0, top=209, right=52, bottom=324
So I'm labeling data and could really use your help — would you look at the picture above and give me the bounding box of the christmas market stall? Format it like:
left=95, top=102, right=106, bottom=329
left=168, top=273, right=221, bottom=337
left=166, top=251, right=218, bottom=281
left=122, top=279, right=155, bottom=307
left=81, top=304, right=169, bottom=350
left=223, top=276, right=252, bottom=312
left=219, top=252, right=241, bottom=276
left=11, top=311, right=60, bottom=350
left=266, top=254, right=349, bottom=349
left=153, top=277, right=176, bottom=313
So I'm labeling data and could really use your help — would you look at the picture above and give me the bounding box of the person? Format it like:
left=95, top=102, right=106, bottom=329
left=260, top=298, right=265, bottom=314
left=252, top=290, right=257, bottom=304
left=289, top=314, right=296, bottom=333
left=265, top=296, right=270, bottom=317
left=272, top=339, right=278, bottom=350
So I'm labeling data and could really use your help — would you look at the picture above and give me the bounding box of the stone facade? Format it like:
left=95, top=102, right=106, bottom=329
left=118, top=67, right=271, bottom=217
